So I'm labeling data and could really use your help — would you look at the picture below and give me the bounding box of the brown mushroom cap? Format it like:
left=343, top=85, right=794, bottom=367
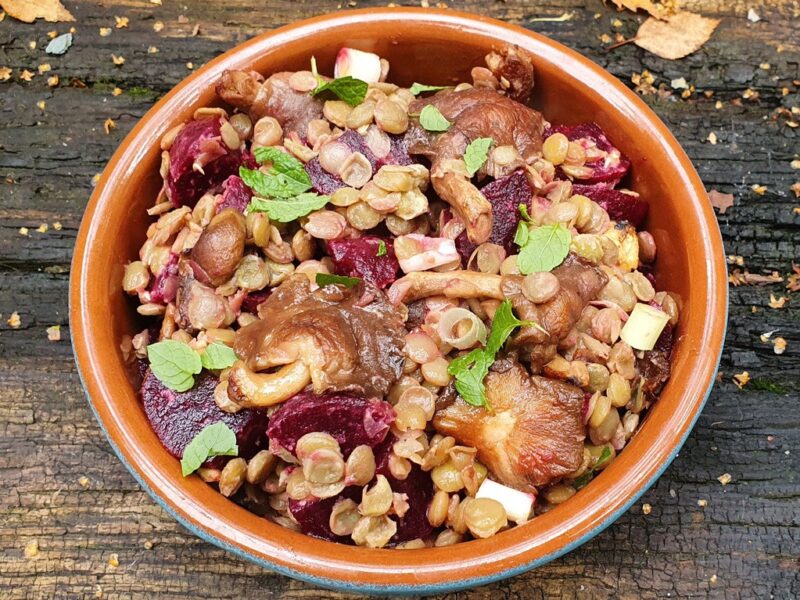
left=190, top=208, right=246, bottom=287
left=433, top=361, right=585, bottom=492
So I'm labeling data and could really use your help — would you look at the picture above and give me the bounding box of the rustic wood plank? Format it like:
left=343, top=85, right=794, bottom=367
left=0, top=0, right=798, bottom=598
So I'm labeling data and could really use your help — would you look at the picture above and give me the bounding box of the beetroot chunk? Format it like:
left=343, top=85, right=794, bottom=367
left=140, top=370, right=268, bottom=464
left=267, top=392, right=395, bottom=458
left=327, top=236, right=400, bottom=289
left=216, top=175, right=252, bottom=213
left=241, top=289, right=271, bottom=314
left=455, top=169, right=533, bottom=262
left=547, top=122, right=631, bottom=185
left=166, top=118, right=249, bottom=207
left=572, top=183, right=648, bottom=228
left=375, top=439, right=435, bottom=543
left=305, top=130, right=413, bottom=195
left=288, top=486, right=361, bottom=543
left=148, top=253, right=180, bottom=304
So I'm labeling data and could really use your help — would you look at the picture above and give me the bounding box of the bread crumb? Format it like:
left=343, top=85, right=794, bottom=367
left=7, top=312, right=21, bottom=328
left=24, top=540, right=39, bottom=559
left=78, top=476, right=90, bottom=488
left=19, top=227, right=29, bottom=236
left=47, top=325, right=61, bottom=342
left=108, top=553, right=119, bottom=568
left=697, top=499, right=708, bottom=507
left=717, top=473, right=732, bottom=485
left=642, top=503, right=652, bottom=515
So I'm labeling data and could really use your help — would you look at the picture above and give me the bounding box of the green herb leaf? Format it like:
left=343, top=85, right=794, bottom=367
left=409, top=82, right=448, bottom=96
left=147, top=339, right=202, bottom=392
left=517, top=223, right=571, bottom=274
left=513, top=221, right=529, bottom=247
left=485, top=300, right=533, bottom=356
left=316, top=273, right=361, bottom=288
left=46, top=33, right=73, bottom=56
left=246, top=192, right=330, bottom=223
left=180, top=422, right=239, bottom=476
left=239, top=165, right=311, bottom=200
left=311, top=76, right=368, bottom=106
left=446, top=300, right=534, bottom=408
left=376, top=240, right=387, bottom=257
left=594, top=446, right=613, bottom=469
left=518, top=203, right=533, bottom=223
left=463, top=137, right=493, bottom=177
left=254, top=146, right=311, bottom=183
left=572, top=471, right=593, bottom=490
left=200, top=343, right=238, bottom=371
left=419, top=105, right=452, bottom=132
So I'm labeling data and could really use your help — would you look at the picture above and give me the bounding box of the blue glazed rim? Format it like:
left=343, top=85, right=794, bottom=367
left=70, top=8, right=730, bottom=595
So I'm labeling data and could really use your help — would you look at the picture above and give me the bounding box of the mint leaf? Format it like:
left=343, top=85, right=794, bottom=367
left=409, top=82, right=448, bottom=96
left=147, top=339, right=202, bottom=392
left=311, top=76, right=368, bottom=106
left=517, top=223, right=571, bottom=274
left=573, top=446, right=613, bottom=489
left=200, top=343, right=238, bottom=370
left=180, top=422, right=238, bottom=476
left=595, top=446, right=613, bottom=469
left=514, top=221, right=529, bottom=247
left=446, top=300, right=534, bottom=408
left=246, top=192, right=329, bottom=223
left=316, top=273, right=361, bottom=288
left=254, top=146, right=311, bottom=185
left=46, top=33, right=73, bottom=56
left=239, top=165, right=310, bottom=200
left=464, top=137, right=493, bottom=177
left=419, top=105, right=452, bottom=132
left=485, top=300, right=533, bottom=356
left=376, top=240, right=387, bottom=257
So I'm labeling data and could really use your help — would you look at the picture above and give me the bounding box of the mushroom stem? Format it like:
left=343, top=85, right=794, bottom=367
left=432, top=170, right=492, bottom=244
left=388, top=270, right=504, bottom=304
left=227, top=360, right=311, bottom=408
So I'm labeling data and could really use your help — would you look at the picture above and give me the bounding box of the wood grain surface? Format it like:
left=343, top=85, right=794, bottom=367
left=1, top=0, right=798, bottom=598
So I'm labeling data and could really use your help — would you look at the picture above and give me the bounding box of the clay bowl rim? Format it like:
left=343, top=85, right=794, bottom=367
left=70, top=7, right=728, bottom=596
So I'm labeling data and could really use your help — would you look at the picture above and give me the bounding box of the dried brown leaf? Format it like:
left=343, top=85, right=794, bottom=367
left=634, top=12, right=720, bottom=60
left=606, top=0, right=672, bottom=20
left=0, top=0, right=74, bottom=23
left=708, top=189, right=734, bottom=214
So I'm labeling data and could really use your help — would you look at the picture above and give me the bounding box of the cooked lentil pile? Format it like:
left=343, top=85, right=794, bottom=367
left=122, top=45, right=679, bottom=548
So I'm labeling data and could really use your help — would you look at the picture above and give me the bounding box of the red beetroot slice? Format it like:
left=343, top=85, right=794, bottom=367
left=141, top=369, right=269, bottom=465
left=572, top=183, right=648, bottom=228
left=241, top=289, right=271, bottom=314
left=288, top=485, right=361, bottom=543
left=455, top=169, right=533, bottom=262
left=547, top=122, right=631, bottom=185
left=166, top=118, right=251, bottom=208
left=148, top=253, right=180, bottom=304
left=305, top=130, right=413, bottom=195
left=374, top=438, right=435, bottom=543
left=327, top=236, right=400, bottom=289
left=267, top=392, right=395, bottom=459
left=216, top=175, right=252, bottom=213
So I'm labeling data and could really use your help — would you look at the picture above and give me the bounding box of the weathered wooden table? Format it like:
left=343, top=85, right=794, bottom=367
left=1, top=0, right=798, bottom=598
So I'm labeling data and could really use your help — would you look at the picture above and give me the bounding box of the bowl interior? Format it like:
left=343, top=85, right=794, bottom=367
left=72, top=9, right=726, bottom=594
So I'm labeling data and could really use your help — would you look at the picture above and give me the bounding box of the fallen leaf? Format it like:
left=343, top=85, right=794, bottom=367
left=114, top=16, right=129, bottom=29
left=606, top=0, right=671, bottom=20
left=19, top=69, right=34, bottom=81
left=751, top=184, right=767, bottom=195
left=791, top=182, right=800, bottom=198
left=45, top=32, right=72, bottom=55
left=0, top=0, right=74, bottom=23
left=111, top=54, right=125, bottom=66
left=708, top=189, right=734, bottom=213
left=634, top=12, right=720, bottom=60
left=769, top=294, right=788, bottom=309
left=0, top=67, right=11, bottom=81
left=7, top=311, right=21, bottom=328
left=788, top=264, right=800, bottom=292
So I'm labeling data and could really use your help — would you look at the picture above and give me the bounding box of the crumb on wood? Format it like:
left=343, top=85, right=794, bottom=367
left=717, top=473, right=732, bottom=485
left=7, top=312, right=21, bottom=328
left=24, top=540, right=39, bottom=559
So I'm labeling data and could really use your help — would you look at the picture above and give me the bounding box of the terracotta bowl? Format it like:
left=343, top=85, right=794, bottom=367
left=70, top=8, right=727, bottom=595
